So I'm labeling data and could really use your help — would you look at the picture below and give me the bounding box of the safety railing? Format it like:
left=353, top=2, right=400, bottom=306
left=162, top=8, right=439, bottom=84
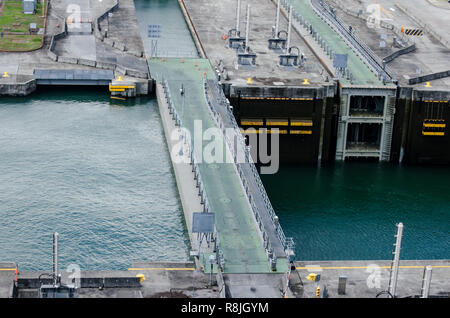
left=202, top=77, right=295, bottom=258
left=280, top=0, right=395, bottom=83
left=310, top=0, right=394, bottom=82
left=161, top=78, right=225, bottom=271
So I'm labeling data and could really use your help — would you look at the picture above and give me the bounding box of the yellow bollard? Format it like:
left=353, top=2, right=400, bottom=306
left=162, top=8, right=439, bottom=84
left=247, top=77, right=253, bottom=84
left=117, top=76, right=123, bottom=81
left=3, top=72, right=10, bottom=78
left=303, top=78, right=310, bottom=85
left=316, top=286, right=320, bottom=298
left=136, top=274, right=146, bottom=283
left=425, top=82, right=432, bottom=88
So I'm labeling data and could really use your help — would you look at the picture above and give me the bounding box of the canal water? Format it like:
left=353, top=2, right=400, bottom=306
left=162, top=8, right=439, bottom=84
left=261, top=163, right=450, bottom=261
left=0, top=89, right=189, bottom=270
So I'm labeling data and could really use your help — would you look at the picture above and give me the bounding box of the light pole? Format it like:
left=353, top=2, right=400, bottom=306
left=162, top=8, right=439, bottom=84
left=209, top=255, right=215, bottom=286
left=179, top=84, right=185, bottom=156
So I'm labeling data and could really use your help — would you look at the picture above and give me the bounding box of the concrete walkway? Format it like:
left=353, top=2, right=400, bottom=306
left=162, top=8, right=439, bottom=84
left=149, top=58, right=276, bottom=274
left=294, top=259, right=450, bottom=298
left=288, top=0, right=383, bottom=85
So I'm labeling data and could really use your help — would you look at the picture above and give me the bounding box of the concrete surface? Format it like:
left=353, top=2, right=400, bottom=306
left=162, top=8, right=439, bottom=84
left=327, top=0, right=450, bottom=89
left=294, top=259, right=450, bottom=298
left=0, top=263, right=16, bottom=298
left=156, top=82, right=214, bottom=267
left=223, top=273, right=286, bottom=298
left=182, top=0, right=330, bottom=86
left=0, top=0, right=149, bottom=95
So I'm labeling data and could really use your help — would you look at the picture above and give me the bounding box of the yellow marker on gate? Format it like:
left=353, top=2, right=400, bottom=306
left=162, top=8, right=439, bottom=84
left=136, top=274, right=146, bottom=283
left=3, top=72, right=9, bottom=78
left=425, top=82, right=432, bottom=88
left=303, top=78, right=310, bottom=85
left=247, top=77, right=253, bottom=84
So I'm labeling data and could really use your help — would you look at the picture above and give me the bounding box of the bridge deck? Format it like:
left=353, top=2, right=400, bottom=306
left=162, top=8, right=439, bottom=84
left=288, top=0, right=383, bottom=85
left=149, top=58, right=287, bottom=273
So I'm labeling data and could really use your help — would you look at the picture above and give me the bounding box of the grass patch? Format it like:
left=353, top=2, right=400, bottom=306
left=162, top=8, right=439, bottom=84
left=0, top=0, right=47, bottom=51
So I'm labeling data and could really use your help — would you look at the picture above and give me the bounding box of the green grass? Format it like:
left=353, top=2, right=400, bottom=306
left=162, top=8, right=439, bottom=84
left=0, top=0, right=46, bottom=51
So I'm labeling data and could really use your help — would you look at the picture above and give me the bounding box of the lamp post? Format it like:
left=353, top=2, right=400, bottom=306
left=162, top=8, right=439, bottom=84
left=209, top=255, right=215, bottom=286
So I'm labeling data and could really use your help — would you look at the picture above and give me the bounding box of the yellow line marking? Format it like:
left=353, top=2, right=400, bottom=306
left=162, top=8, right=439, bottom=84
left=422, top=131, right=445, bottom=136
left=290, top=130, right=313, bottom=135
left=423, top=123, right=446, bottom=128
left=0, top=268, right=16, bottom=271
left=128, top=268, right=195, bottom=271
left=296, top=265, right=450, bottom=270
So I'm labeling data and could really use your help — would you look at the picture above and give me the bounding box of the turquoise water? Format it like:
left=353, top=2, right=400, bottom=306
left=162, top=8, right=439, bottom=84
left=135, top=0, right=199, bottom=58
left=261, top=163, right=450, bottom=261
left=0, top=89, right=189, bottom=270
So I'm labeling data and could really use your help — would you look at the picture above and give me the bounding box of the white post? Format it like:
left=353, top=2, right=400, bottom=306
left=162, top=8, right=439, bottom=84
left=53, top=232, right=59, bottom=286
left=388, top=222, right=403, bottom=297
left=245, top=5, right=250, bottom=51
left=286, top=6, right=293, bottom=52
left=236, top=0, right=241, bottom=35
left=421, top=266, right=432, bottom=298
left=275, top=0, right=280, bottom=37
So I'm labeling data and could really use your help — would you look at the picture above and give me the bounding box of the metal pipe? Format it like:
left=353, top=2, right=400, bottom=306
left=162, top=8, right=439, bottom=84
left=388, top=222, right=403, bottom=297
left=286, top=6, right=292, bottom=52
left=245, top=4, right=250, bottom=51
left=236, top=0, right=241, bottom=34
left=275, top=0, right=280, bottom=37
left=421, top=266, right=432, bottom=298
left=53, top=232, right=59, bottom=286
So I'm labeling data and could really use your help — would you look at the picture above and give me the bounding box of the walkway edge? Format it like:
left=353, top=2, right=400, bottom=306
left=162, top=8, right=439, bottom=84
left=156, top=83, right=206, bottom=271
left=178, top=0, right=207, bottom=58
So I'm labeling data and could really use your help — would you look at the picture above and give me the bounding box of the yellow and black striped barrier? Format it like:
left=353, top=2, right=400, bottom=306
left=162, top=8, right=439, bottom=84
left=404, top=28, right=424, bottom=36
left=422, top=119, right=446, bottom=136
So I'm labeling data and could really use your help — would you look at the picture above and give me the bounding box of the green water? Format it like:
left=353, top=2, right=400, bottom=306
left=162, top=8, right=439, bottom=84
left=0, top=88, right=189, bottom=270
left=261, top=163, right=450, bottom=260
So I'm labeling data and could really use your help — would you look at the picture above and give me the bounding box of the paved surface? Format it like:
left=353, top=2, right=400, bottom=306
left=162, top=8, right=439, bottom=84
left=183, top=0, right=330, bottom=86
left=0, top=0, right=148, bottom=85
left=0, top=263, right=15, bottom=298
left=288, top=0, right=383, bottom=86
left=205, top=79, right=287, bottom=262
left=223, top=273, right=286, bottom=297
left=294, top=260, right=450, bottom=298
left=328, top=0, right=450, bottom=88
left=156, top=82, right=213, bottom=269
left=4, top=262, right=217, bottom=298
left=150, top=58, right=278, bottom=274
left=130, top=262, right=218, bottom=298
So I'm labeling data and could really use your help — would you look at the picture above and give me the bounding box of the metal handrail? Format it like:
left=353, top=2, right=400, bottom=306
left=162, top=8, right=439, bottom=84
left=161, top=78, right=221, bottom=268
left=310, top=0, right=394, bottom=81
left=203, top=78, right=293, bottom=254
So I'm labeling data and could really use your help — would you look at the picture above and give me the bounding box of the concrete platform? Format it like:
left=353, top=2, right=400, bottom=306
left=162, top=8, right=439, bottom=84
left=294, top=260, right=450, bottom=298
left=328, top=0, right=450, bottom=89
left=0, top=263, right=16, bottom=298
left=0, top=0, right=149, bottom=96
left=182, top=0, right=330, bottom=87
left=1, top=261, right=218, bottom=298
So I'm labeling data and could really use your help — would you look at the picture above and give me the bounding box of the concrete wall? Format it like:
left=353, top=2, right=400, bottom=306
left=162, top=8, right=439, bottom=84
left=0, top=80, right=37, bottom=96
